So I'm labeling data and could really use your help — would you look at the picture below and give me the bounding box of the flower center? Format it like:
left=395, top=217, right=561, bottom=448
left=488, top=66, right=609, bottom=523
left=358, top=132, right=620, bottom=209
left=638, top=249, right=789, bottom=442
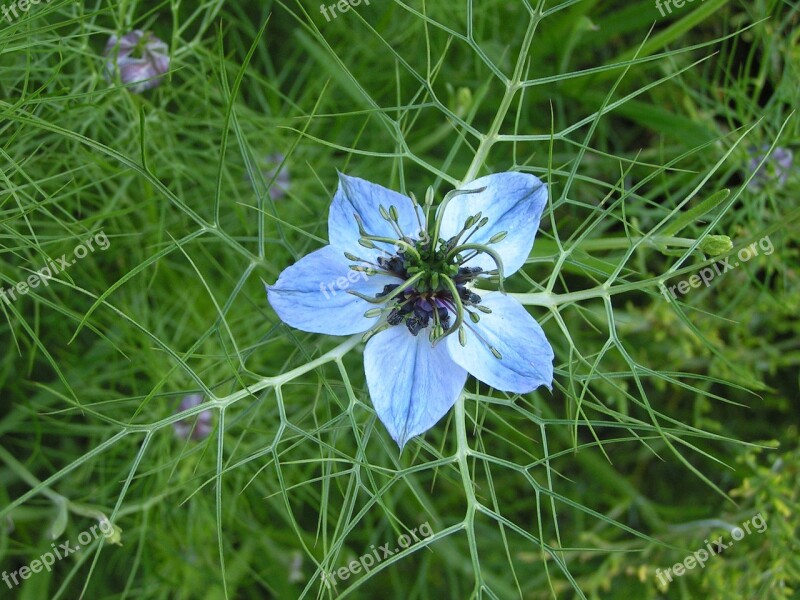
left=375, top=244, right=485, bottom=338
left=346, top=185, right=508, bottom=351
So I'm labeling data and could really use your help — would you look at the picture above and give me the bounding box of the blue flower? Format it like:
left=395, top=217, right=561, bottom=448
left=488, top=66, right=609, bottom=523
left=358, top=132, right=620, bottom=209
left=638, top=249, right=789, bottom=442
left=267, top=172, right=554, bottom=448
left=245, top=153, right=292, bottom=200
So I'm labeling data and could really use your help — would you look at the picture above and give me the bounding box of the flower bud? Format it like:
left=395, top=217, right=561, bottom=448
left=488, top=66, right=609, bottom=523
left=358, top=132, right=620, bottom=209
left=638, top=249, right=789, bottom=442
left=173, top=394, right=213, bottom=441
left=104, top=30, right=170, bottom=93
left=699, top=235, right=733, bottom=256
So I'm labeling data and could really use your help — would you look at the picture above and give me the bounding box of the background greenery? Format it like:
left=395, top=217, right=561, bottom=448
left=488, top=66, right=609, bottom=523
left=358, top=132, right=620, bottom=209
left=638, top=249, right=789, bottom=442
left=1, top=0, right=798, bottom=598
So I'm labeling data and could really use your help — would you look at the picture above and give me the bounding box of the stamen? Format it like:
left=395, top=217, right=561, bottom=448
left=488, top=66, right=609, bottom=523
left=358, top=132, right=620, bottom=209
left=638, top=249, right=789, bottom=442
left=352, top=212, right=419, bottom=260
left=458, top=215, right=489, bottom=247
left=361, top=233, right=421, bottom=261
left=444, top=212, right=483, bottom=251
left=432, top=275, right=464, bottom=346
left=362, top=323, right=392, bottom=344
left=408, top=192, right=426, bottom=239
left=347, top=271, right=425, bottom=304
left=423, top=186, right=435, bottom=231
left=488, top=231, right=508, bottom=244
left=458, top=316, right=504, bottom=360
left=379, top=204, right=406, bottom=240
left=446, top=242, right=506, bottom=292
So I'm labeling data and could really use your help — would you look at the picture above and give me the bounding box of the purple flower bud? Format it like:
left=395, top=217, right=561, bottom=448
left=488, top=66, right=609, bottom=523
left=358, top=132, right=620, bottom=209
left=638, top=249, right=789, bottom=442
left=266, top=153, right=292, bottom=199
left=747, top=145, right=794, bottom=191
left=104, top=30, right=170, bottom=93
left=246, top=153, right=291, bottom=199
left=173, top=394, right=213, bottom=441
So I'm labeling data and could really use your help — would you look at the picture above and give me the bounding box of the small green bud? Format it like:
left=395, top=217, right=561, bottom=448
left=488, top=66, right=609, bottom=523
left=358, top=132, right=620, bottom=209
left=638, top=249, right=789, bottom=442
left=455, top=86, right=473, bottom=117
left=489, top=231, right=508, bottom=244
left=699, top=235, right=733, bottom=256
left=99, top=518, right=123, bottom=546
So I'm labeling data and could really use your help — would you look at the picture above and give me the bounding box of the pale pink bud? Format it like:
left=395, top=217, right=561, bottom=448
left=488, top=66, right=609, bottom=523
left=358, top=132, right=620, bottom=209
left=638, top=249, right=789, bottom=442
left=104, top=30, right=170, bottom=93
left=173, top=394, right=213, bottom=441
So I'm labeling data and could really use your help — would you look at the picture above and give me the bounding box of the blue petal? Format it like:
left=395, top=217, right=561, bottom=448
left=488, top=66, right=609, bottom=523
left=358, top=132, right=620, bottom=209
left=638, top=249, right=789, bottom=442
left=446, top=292, right=553, bottom=393
left=364, top=325, right=467, bottom=448
left=267, top=245, right=400, bottom=335
left=437, top=172, right=548, bottom=276
left=328, top=173, right=425, bottom=259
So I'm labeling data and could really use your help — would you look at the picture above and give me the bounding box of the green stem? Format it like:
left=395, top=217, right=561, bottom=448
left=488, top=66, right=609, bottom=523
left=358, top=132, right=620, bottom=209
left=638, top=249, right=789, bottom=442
left=0, top=445, right=112, bottom=524
left=550, top=236, right=697, bottom=253
left=460, top=9, right=537, bottom=185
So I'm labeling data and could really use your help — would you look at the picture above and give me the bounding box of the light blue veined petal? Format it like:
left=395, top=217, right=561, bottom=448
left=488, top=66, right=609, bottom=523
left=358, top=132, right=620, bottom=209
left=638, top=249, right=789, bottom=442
left=446, top=292, right=553, bottom=393
left=437, top=172, right=548, bottom=276
left=328, top=173, right=426, bottom=259
left=364, top=325, right=467, bottom=448
left=267, top=245, right=400, bottom=336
